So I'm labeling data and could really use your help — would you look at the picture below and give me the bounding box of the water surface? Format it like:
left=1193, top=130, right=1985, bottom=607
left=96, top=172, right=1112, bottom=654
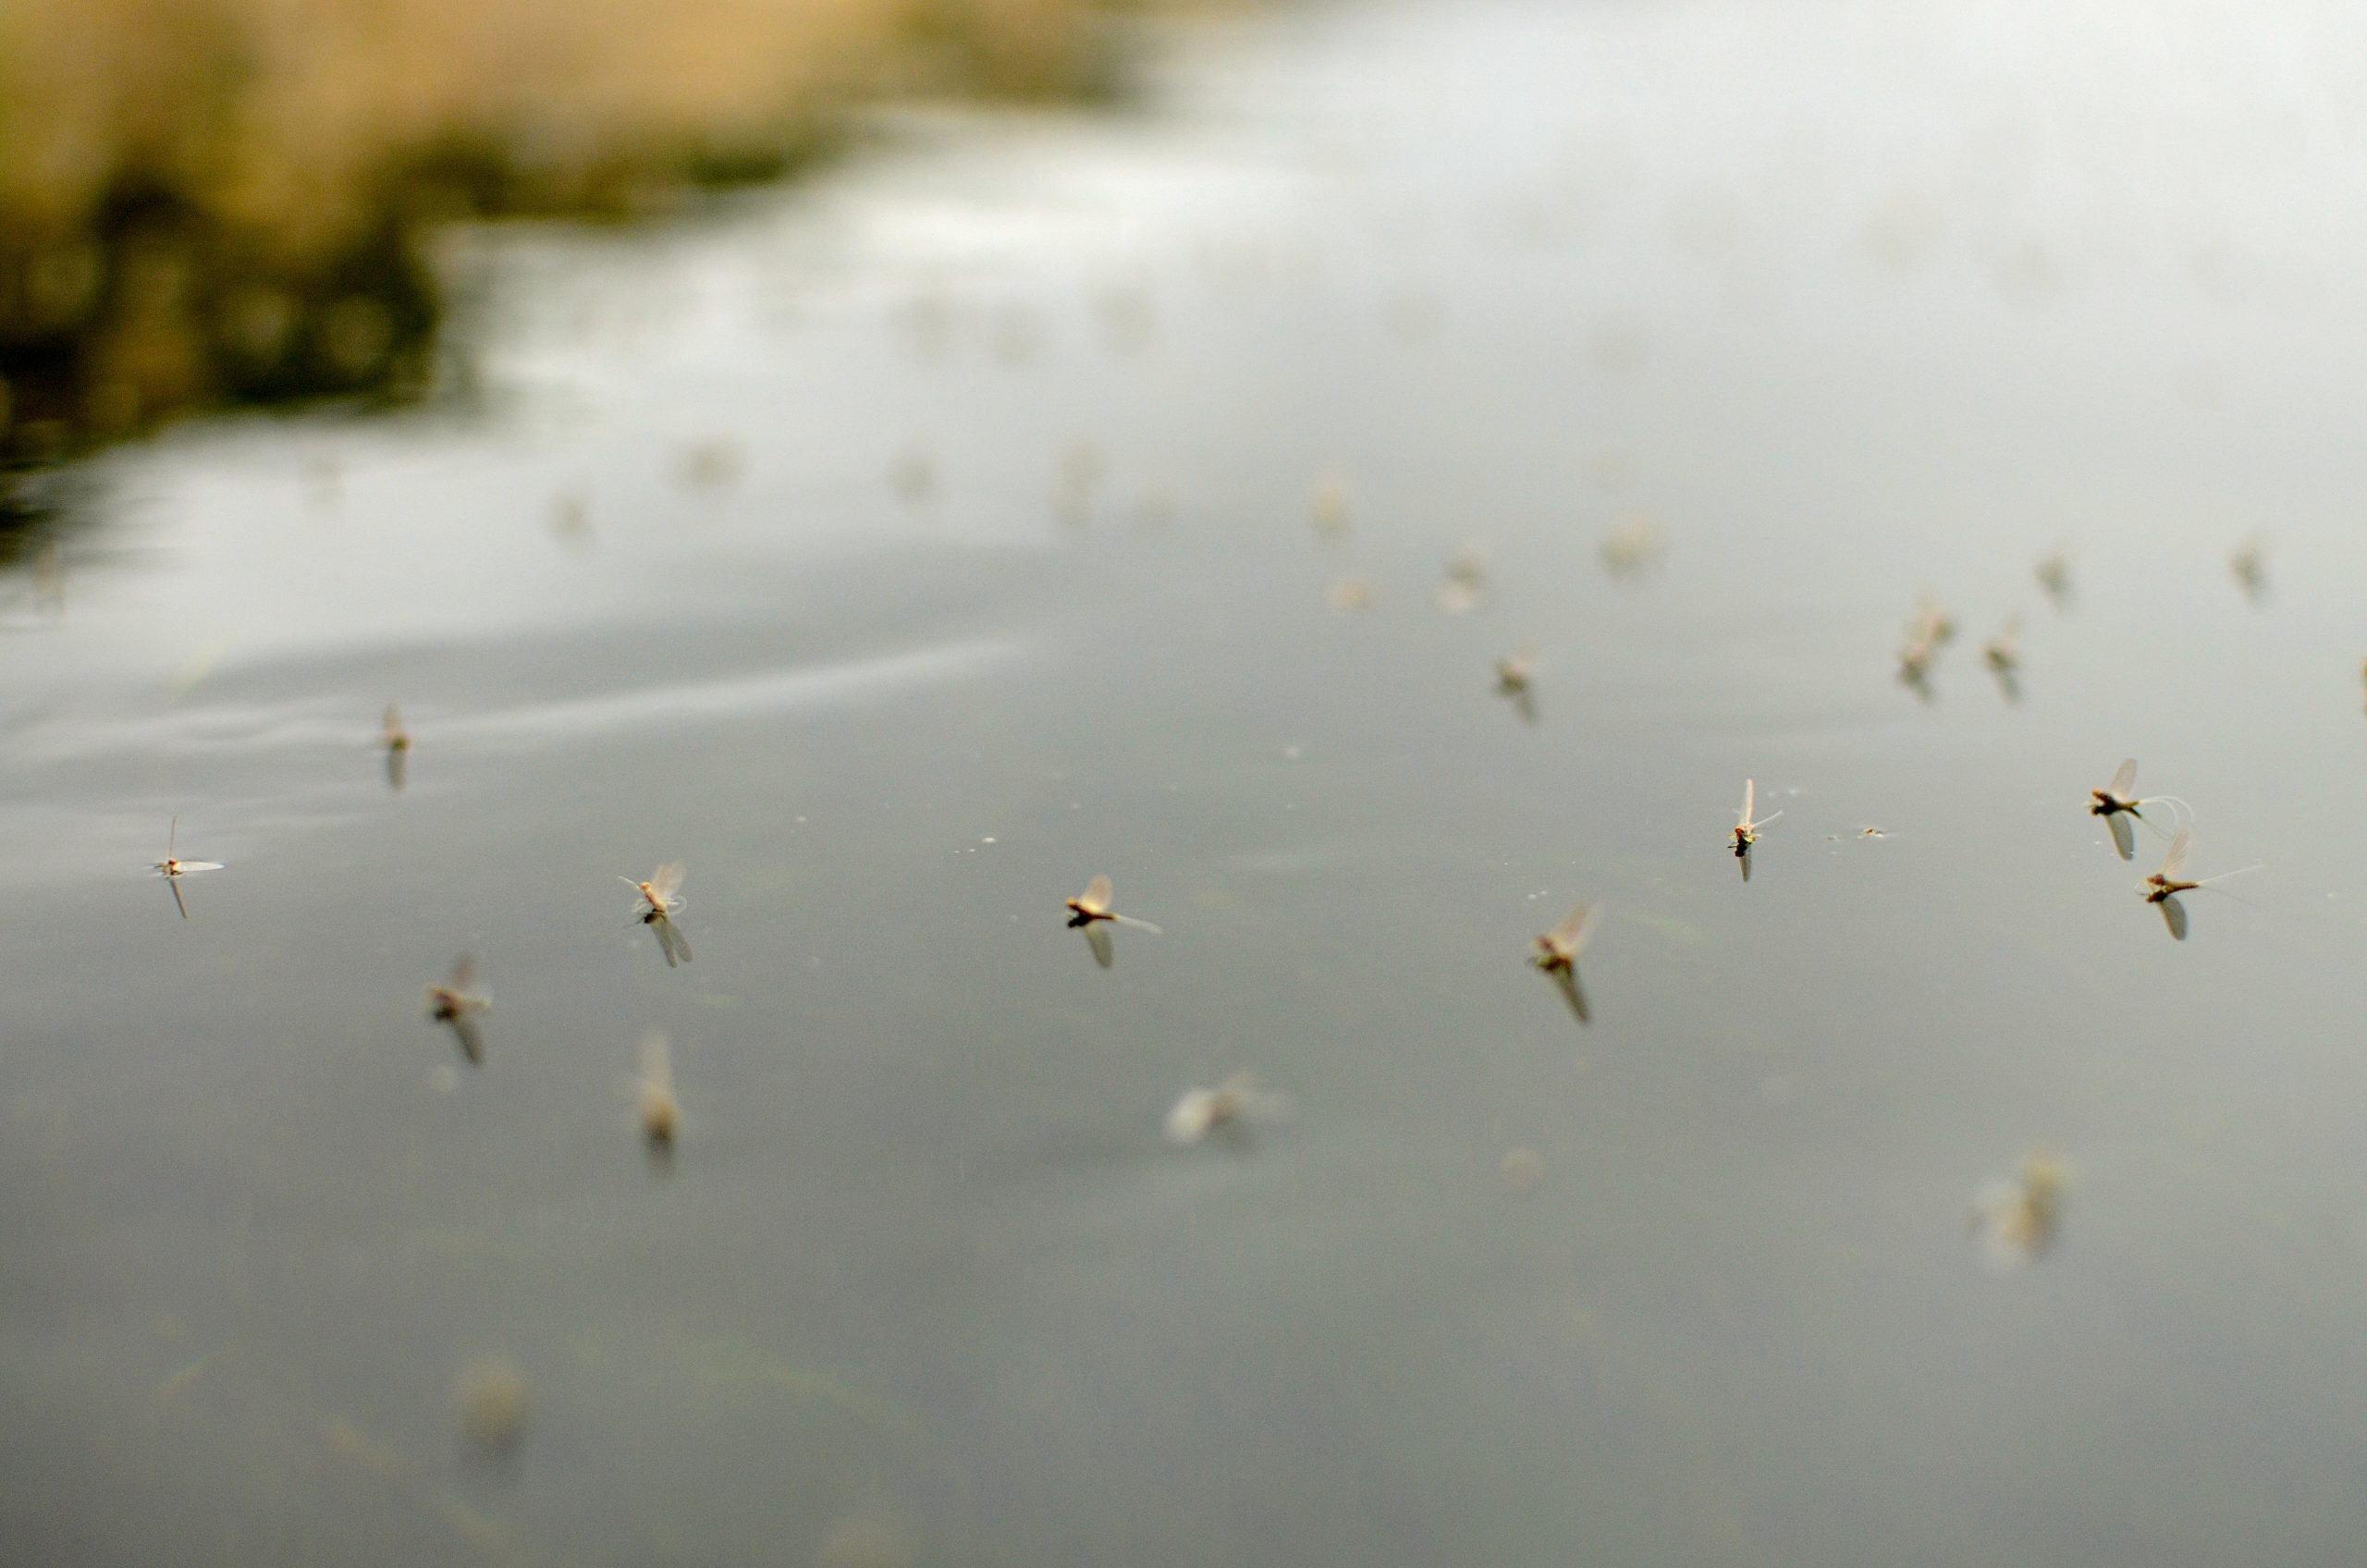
left=9, top=1, right=2367, bottom=1563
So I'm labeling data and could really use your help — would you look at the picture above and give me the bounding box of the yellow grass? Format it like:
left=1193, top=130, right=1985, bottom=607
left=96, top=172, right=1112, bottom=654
left=0, top=0, right=1153, bottom=457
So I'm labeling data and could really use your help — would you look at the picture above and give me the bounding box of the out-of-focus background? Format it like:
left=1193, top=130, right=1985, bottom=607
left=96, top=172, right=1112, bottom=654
left=0, top=0, right=1159, bottom=464
left=9, top=1, right=2367, bottom=1563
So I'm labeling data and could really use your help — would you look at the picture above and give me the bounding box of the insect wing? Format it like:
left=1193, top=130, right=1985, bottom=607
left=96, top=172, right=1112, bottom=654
left=2108, top=758, right=2137, bottom=799
left=1548, top=902, right=1596, bottom=956
left=1080, top=875, right=1112, bottom=914
left=1739, top=778, right=1755, bottom=829
left=2157, top=827, right=2191, bottom=882
left=1108, top=913, right=1163, bottom=936
left=178, top=861, right=224, bottom=873
left=2106, top=812, right=2135, bottom=862
left=646, top=862, right=686, bottom=904
left=1083, top=923, right=1115, bottom=969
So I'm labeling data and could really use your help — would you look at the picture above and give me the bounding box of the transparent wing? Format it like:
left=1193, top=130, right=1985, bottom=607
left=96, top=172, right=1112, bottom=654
left=447, top=1013, right=486, bottom=1066
left=664, top=919, right=692, bottom=965
left=1548, top=965, right=1590, bottom=1024
left=1083, top=923, right=1114, bottom=969
left=448, top=955, right=476, bottom=993
left=1740, top=778, right=1755, bottom=828
left=647, top=862, right=686, bottom=903
left=166, top=877, right=188, bottom=920
left=1164, top=1089, right=1214, bottom=1145
left=2107, top=812, right=2135, bottom=862
left=1081, top=875, right=1112, bottom=913
left=1109, top=913, right=1163, bottom=936
left=2159, top=895, right=2189, bottom=941
left=167, top=815, right=178, bottom=858
left=1548, top=902, right=1595, bottom=953
left=2108, top=758, right=2137, bottom=798
left=178, top=861, right=224, bottom=874
left=639, top=1033, right=673, bottom=1094
left=2157, top=826, right=2191, bottom=881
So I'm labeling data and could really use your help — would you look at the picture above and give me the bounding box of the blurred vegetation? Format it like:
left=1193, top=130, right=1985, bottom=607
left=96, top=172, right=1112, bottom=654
left=0, top=0, right=1181, bottom=473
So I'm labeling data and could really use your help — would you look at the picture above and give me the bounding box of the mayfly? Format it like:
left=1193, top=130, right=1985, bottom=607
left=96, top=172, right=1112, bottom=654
left=2230, top=534, right=2267, bottom=601
left=1896, top=628, right=1941, bottom=698
left=623, top=862, right=686, bottom=920
left=637, top=1031, right=679, bottom=1151
left=382, top=704, right=411, bottom=790
left=152, top=816, right=223, bottom=918
left=1529, top=900, right=1599, bottom=1023
left=2088, top=758, right=2189, bottom=860
left=1529, top=902, right=1598, bottom=974
left=1983, top=619, right=2022, bottom=674
left=427, top=956, right=490, bottom=1065
left=1438, top=546, right=1490, bottom=613
left=1731, top=778, right=1781, bottom=879
left=2141, top=826, right=2260, bottom=905
left=1494, top=648, right=1539, bottom=722
left=2035, top=547, right=2073, bottom=607
left=1065, top=875, right=1162, bottom=966
left=623, top=863, right=692, bottom=966
left=1969, top=1151, right=2068, bottom=1269
left=1164, top=1072, right=1292, bottom=1146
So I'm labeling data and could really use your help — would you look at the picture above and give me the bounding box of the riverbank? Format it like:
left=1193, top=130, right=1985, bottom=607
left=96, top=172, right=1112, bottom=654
left=0, top=0, right=1197, bottom=472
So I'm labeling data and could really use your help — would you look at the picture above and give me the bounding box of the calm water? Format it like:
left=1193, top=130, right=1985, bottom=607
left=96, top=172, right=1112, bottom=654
left=10, top=1, right=2367, bottom=1562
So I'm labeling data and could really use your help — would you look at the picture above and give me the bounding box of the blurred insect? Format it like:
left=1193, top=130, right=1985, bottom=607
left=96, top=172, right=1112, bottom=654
left=1493, top=648, right=1539, bottom=722
left=1600, top=517, right=1664, bottom=580
left=426, top=956, right=489, bottom=1065
left=1981, top=619, right=2023, bottom=701
left=1896, top=628, right=1941, bottom=698
left=1969, top=1151, right=2068, bottom=1268
left=1437, top=546, right=1489, bottom=613
left=2035, top=547, right=2073, bottom=607
left=455, top=1356, right=530, bottom=1459
left=638, top=1031, right=679, bottom=1151
left=1529, top=902, right=1597, bottom=974
left=382, top=703, right=411, bottom=790
left=1065, top=875, right=1161, bottom=968
left=1905, top=595, right=1957, bottom=646
left=1308, top=472, right=1353, bottom=537
left=1325, top=577, right=1374, bottom=613
left=889, top=448, right=938, bottom=507
left=1529, top=900, right=1599, bottom=1023
left=1164, top=1072, right=1291, bottom=1146
left=2230, top=534, right=2267, bottom=601
left=152, top=816, right=223, bottom=918
left=1982, top=619, right=2021, bottom=673
left=1731, top=778, right=1781, bottom=879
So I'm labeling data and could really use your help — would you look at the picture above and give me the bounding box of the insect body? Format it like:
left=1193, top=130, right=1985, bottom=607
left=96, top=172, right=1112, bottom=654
left=1066, top=875, right=1161, bottom=967
left=1732, top=778, right=1782, bottom=855
left=427, top=956, right=490, bottom=1064
left=152, top=816, right=224, bottom=918
left=638, top=1032, right=678, bottom=1149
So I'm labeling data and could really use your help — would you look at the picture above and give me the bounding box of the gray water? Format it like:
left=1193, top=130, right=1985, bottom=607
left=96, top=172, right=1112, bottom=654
left=10, top=0, right=2367, bottom=1562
